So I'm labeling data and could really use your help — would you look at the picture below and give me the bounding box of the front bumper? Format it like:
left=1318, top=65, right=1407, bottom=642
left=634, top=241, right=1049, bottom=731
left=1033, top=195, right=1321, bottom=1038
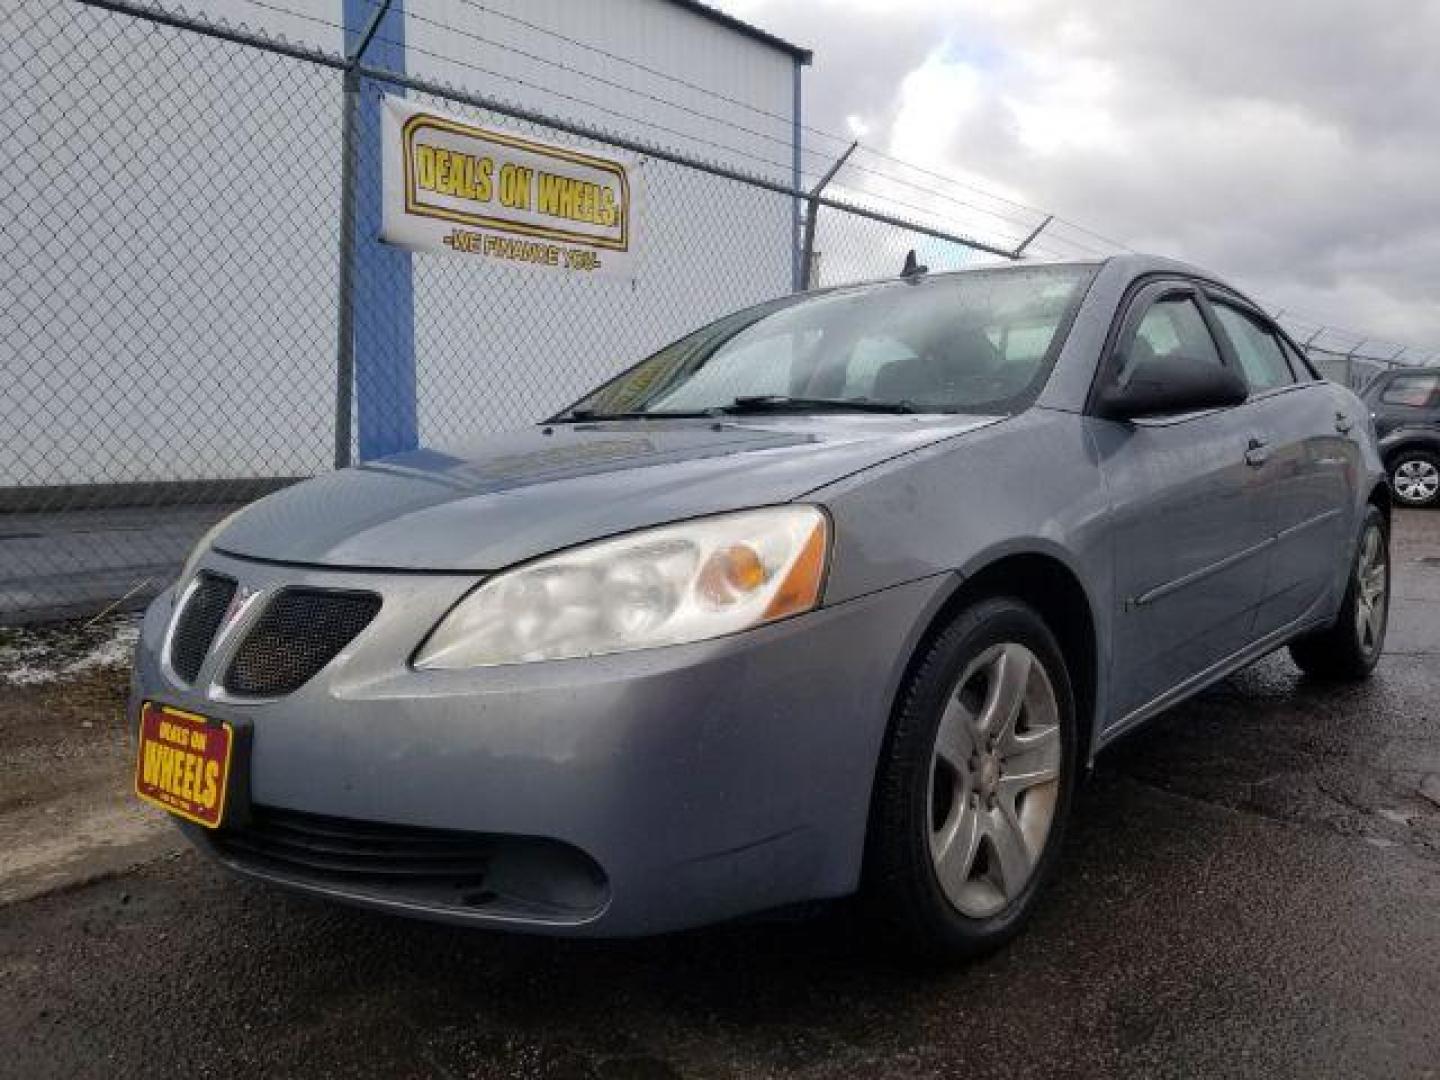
left=131, top=550, right=947, bottom=936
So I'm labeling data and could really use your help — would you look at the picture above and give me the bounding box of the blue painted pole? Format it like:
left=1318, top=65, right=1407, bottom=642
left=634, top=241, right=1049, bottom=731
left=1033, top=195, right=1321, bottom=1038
left=343, top=0, right=416, bottom=462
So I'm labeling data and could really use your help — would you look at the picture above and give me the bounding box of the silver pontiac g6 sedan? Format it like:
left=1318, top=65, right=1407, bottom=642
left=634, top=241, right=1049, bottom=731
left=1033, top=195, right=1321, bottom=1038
left=132, top=255, right=1389, bottom=958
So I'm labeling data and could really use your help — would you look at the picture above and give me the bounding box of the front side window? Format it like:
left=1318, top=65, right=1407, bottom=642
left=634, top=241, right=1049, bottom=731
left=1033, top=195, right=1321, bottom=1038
left=1119, top=296, right=1221, bottom=385
left=1279, top=337, right=1316, bottom=381
left=1212, top=303, right=1295, bottom=392
left=566, top=265, right=1096, bottom=417
left=1381, top=373, right=1440, bottom=407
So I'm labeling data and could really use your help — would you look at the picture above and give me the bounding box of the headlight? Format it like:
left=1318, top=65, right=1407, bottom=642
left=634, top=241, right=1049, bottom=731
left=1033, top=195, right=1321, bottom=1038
left=414, top=506, right=829, bottom=668
left=176, top=509, right=243, bottom=589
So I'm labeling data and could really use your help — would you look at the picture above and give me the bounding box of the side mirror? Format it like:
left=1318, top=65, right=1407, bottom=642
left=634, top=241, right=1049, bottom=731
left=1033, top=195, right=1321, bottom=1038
left=1097, top=354, right=1249, bottom=420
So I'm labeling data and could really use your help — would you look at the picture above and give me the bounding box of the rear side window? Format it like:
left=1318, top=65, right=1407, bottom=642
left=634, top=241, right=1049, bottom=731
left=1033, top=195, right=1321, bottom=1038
left=1120, top=297, right=1220, bottom=383
left=1381, top=374, right=1440, bottom=407
left=1212, top=303, right=1295, bottom=391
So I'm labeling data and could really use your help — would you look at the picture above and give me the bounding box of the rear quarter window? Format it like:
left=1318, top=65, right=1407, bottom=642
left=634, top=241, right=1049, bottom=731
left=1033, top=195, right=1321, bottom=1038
left=1380, top=374, right=1440, bottom=407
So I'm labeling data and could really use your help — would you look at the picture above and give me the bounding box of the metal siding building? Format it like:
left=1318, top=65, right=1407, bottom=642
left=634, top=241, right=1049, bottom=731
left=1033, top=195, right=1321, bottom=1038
left=399, top=0, right=809, bottom=453
left=0, top=0, right=808, bottom=487
left=410, top=0, right=804, bottom=178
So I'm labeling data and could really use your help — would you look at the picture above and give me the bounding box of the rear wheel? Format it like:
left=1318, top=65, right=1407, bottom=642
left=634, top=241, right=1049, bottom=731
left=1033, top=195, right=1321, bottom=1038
left=1389, top=451, right=1440, bottom=508
left=1289, top=505, right=1389, bottom=680
left=866, top=598, right=1078, bottom=960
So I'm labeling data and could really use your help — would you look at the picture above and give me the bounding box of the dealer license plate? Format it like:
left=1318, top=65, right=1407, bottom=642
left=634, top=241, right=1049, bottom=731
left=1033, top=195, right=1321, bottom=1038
left=134, top=702, right=234, bottom=829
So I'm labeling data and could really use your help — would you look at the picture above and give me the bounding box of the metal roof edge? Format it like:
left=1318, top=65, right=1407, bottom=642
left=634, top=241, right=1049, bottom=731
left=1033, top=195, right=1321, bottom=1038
left=659, top=0, right=813, bottom=63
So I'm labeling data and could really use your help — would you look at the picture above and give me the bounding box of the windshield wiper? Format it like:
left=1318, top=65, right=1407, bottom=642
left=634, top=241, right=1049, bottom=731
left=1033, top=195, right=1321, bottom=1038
left=721, top=395, right=917, bottom=415
left=551, top=396, right=920, bottom=422
left=551, top=407, right=721, bottom=422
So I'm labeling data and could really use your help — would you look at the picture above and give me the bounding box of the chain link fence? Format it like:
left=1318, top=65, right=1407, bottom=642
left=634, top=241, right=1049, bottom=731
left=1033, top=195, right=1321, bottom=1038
left=1, top=0, right=1000, bottom=623
left=1274, top=315, right=1437, bottom=393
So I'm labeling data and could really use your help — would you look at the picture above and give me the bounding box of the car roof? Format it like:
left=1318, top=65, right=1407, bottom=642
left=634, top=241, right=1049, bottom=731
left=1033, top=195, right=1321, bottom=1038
left=814, top=252, right=1243, bottom=299
left=1376, top=366, right=1440, bottom=375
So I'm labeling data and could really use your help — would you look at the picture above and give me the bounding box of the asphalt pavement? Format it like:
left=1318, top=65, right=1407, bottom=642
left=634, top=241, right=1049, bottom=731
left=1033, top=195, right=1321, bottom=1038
left=1, top=512, right=1438, bottom=1079
left=0, top=504, right=240, bottom=623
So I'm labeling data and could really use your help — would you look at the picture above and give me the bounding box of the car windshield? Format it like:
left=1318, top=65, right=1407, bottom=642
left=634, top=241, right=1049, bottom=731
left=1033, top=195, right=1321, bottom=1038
left=563, top=264, right=1095, bottom=419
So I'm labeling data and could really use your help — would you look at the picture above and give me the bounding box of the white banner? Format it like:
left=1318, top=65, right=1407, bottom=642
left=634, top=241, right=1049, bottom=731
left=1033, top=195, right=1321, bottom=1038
left=380, top=96, right=640, bottom=277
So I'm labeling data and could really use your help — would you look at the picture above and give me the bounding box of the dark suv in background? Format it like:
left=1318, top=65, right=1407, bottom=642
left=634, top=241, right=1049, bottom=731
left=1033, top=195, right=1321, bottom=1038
left=1364, top=368, right=1440, bottom=507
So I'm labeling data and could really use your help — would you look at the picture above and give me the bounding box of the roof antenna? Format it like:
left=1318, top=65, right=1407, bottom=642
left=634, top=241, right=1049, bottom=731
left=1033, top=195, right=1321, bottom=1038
left=900, top=249, right=928, bottom=281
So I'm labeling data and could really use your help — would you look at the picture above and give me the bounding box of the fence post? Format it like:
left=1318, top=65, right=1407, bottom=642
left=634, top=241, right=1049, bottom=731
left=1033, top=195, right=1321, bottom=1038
left=335, top=0, right=415, bottom=468
left=333, top=66, right=359, bottom=469
left=1343, top=340, right=1369, bottom=390
left=799, top=140, right=857, bottom=290
left=790, top=59, right=804, bottom=293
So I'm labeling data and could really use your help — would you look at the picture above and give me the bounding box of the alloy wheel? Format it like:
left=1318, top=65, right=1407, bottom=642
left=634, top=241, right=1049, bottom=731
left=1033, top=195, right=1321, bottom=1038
left=1354, top=523, right=1389, bottom=659
left=926, top=642, right=1061, bottom=918
left=1393, top=458, right=1440, bottom=505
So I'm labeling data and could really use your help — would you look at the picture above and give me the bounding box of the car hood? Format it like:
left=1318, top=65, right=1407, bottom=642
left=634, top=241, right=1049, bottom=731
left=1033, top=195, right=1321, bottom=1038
left=214, top=415, right=1000, bottom=571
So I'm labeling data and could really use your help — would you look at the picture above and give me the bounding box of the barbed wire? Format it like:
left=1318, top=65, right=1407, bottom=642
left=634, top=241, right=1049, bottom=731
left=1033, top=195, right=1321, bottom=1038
left=53, top=0, right=1440, bottom=363
left=340, top=0, right=1078, bottom=245
left=95, top=0, right=1440, bottom=363
left=393, top=0, right=1072, bottom=242
left=231, top=3, right=1387, bottom=347
left=437, top=0, right=1148, bottom=253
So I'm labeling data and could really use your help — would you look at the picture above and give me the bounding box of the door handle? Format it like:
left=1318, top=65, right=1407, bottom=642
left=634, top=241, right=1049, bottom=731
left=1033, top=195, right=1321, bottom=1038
left=1335, top=412, right=1353, bottom=434
left=1245, top=437, right=1269, bottom=467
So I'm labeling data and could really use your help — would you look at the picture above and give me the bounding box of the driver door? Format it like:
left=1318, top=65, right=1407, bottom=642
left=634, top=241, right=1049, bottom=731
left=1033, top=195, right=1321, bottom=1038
left=1090, top=282, right=1277, bottom=724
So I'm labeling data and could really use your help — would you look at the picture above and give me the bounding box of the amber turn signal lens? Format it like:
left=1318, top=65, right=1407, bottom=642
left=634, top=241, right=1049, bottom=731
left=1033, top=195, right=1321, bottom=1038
left=764, top=519, right=828, bottom=620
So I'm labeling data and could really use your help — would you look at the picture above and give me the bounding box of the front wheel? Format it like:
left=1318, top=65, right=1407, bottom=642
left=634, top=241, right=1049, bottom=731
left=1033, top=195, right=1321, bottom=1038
left=1389, top=451, right=1440, bottom=508
left=865, top=597, right=1078, bottom=961
left=1289, top=505, right=1389, bottom=680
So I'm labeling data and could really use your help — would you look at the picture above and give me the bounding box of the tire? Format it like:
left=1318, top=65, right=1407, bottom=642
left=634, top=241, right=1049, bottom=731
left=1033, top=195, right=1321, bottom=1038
left=1389, top=450, right=1440, bottom=508
left=1288, top=504, right=1390, bottom=681
left=865, top=597, right=1079, bottom=961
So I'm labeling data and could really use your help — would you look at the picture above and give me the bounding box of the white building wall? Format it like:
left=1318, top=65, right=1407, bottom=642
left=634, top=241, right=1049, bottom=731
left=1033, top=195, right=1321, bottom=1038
left=0, top=0, right=801, bottom=486
left=410, top=0, right=796, bottom=182
left=403, top=0, right=799, bottom=447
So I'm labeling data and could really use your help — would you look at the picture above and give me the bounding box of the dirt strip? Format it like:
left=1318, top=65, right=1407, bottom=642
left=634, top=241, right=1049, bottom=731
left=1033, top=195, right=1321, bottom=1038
left=0, top=617, right=180, bottom=906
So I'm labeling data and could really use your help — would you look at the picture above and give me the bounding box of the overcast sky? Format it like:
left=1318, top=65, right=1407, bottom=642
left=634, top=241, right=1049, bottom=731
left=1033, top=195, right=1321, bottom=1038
left=718, top=0, right=1440, bottom=357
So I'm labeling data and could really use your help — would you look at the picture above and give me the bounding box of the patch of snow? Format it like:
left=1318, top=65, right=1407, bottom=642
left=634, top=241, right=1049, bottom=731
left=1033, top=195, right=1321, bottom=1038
left=1, top=616, right=140, bottom=686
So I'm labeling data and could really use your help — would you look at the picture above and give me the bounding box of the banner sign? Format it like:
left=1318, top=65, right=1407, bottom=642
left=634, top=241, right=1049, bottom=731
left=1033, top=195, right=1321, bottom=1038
left=381, top=96, right=639, bottom=277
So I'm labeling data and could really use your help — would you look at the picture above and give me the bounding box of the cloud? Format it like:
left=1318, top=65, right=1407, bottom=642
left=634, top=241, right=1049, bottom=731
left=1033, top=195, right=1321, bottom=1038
left=720, top=0, right=1440, bottom=353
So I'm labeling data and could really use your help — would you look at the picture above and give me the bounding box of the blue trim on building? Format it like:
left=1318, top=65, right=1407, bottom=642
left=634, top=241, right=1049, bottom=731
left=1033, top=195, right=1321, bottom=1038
left=345, top=0, right=418, bottom=462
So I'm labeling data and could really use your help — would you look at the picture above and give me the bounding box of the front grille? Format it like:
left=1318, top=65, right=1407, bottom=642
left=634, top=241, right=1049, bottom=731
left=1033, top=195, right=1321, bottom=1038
left=209, top=805, right=609, bottom=918
left=169, top=573, right=236, bottom=683
left=223, top=588, right=380, bottom=696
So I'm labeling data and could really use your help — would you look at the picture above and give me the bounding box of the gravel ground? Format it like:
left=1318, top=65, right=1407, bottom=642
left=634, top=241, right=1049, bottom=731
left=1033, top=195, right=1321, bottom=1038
left=0, top=615, right=176, bottom=905
left=1, top=512, right=1438, bottom=1079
